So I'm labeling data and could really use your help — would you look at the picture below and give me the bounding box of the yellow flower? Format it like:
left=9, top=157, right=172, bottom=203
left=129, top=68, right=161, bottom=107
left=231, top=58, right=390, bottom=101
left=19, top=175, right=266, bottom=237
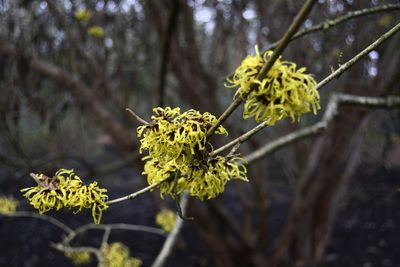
left=21, top=169, right=108, bottom=224
left=102, top=242, right=142, bottom=267
left=138, top=107, right=247, bottom=200
left=87, top=26, right=105, bottom=38
left=138, top=107, right=227, bottom=161
left=156, top=209, right=176, bottom=232
left=226, top=46, right=320, bottom=125
left=0, top=195, right=18, bottom=214
left=75, top=9, right=92, bottom=22
left=185, top=156, right=248, bottom=200
left=65, top=251, right=92, bottom=266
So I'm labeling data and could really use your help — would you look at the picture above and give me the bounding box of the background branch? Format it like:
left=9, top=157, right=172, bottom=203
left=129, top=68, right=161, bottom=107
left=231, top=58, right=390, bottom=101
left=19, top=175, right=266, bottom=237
left=245, top=94, right=400, bottom=163
left=211, top=22, right=400, bottom=156
left=266, top=3, right=400, bottom=50
left=151, top=192, right=189, bottom=267
left=2, top=211, right=73, bottom=234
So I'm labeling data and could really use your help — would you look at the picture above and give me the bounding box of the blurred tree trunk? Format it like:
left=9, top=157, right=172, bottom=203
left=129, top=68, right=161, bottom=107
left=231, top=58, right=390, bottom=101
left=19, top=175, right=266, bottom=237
left=271, top=35, right=400, bottom=267
left=146, top=0, right=219, bottom=112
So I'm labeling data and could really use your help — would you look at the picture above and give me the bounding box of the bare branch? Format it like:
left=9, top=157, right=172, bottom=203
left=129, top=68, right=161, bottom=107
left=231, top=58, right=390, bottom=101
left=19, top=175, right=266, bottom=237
left=316, top=21, right=400, bottom=91
left=126, top=108, right=149, bottom=125
left=206, top=0, right=317, bottom=137
left=266, top=4, right=400, bottom=50
left=245, top=94, right=400, bottom=163
left=106, top=179, right=167, bottom=205
left=151, top=192, right=189, bottom=267
left=210, top=122, right=267, bottom=156
left=51, top=243, right=102, bottom=264
left=64, top=223, right=165, bottom=244
left=100, top=227, right=111, bottom=249
left=3, top=211, right=73, bottom=234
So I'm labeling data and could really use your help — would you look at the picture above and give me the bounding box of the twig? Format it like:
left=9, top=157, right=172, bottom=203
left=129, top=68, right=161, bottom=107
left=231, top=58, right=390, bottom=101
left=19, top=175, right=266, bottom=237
left=51, top=243, right=102, bottom=263
left=98, top=227, right=111, bottom=267
left=100, top=227, right=111, bottom=248
left=151, top=192, right=189, bottom=267
left=206, top=0, right=317, bottom=137
left=106, top=179, right=167, bottom=205
left=3, top=211, right=73, bottom=234
left=265, top=4, right=400, bottom=50
left=211, top=22, right=400, bottom=156
left=210, top=122, right=267, bottom=156
left=316, top=21, right=400, bottom=91
left=64, top=223, right=165, bottom=244
left=244, top=94, right=400, bottom=163
left=126, top=108, right=149, bottom=125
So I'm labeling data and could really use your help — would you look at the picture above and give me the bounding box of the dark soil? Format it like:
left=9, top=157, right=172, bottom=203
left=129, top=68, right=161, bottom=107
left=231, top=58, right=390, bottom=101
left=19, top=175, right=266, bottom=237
left=323, top=166, right=400, bottom=267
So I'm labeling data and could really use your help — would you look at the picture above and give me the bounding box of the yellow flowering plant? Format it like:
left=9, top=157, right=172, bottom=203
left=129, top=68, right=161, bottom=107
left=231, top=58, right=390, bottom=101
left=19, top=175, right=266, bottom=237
left=75, top=9, right=92, bottom=22
left=138, top=107, right=248, bottom=200
left=0, top=195, right=18, bottom=214
left=226, top=46, right=320, bottom=125
left=156, top=209, right=176, bottom=232
left=102, top=242, right=142, bottom=267
left=65, top=251, right=92, bottom=266
left=21, top=169, right=108, bottom=224
left=87, top=26, right=105, bottom=38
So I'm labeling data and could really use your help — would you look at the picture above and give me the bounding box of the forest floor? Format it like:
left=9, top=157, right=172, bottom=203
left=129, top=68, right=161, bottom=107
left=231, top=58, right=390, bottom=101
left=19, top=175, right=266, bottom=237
left=0, top=161, right=399, bottom=267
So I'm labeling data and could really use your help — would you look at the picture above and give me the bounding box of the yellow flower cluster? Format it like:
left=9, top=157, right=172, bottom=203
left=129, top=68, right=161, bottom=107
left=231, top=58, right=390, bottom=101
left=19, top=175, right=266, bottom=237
left=65, top=251, right=92, bottom=266
left=156, top=209, right=176, bottom=232
left=0, top=195, right=18, bottom=214
left=21, top=169, right=108, bottom=224
left=226, top=46, right=320, bottom=125
left=87, top=26, right=105, bottom=38
left=75, top=9, right=92, bottom=22
left=138, top=107, right=248, bottom=200
left=102, top=242, right=142, bottom=267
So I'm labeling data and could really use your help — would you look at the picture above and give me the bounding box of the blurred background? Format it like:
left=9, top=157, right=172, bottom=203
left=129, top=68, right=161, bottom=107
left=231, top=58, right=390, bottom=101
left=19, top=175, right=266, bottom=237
left=0, top=0, right=400, bottom=266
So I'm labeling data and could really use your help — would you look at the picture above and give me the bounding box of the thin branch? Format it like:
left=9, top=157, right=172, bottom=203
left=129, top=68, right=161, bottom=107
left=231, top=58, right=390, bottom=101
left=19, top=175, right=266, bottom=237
left=51, top=243, right=102, bottom=263
left=2, top=211, right=73, bottom=234
left=244, top=94, right=400, bottom=163
left=100, top=227, right=111, bottom=249
left=126, top=108, right=149, bottom=125
left=211, top=22, right=400, bottom=156
left=64, top=223, right=165, bottom=244
left=316, top=21, right=400, bottom=91
left=151, top=192, right=189, bottom=267
left=244, top=122, right=325, bottom=163
left=210, top=122, right=267, bottom=156
left=206, top=0, right=317, bottom=137
left=266, top=4, right=400, bottom=50
left=97, top=227, right=111, bottom=267
left=106, top=179, right=166, bottom=205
